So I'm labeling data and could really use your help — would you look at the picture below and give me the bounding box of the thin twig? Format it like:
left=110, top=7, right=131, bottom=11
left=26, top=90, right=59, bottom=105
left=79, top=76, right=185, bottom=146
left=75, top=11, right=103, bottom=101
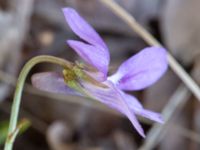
left=139, top=85, right=190, bottom=150
left=99, top=0, right=200, bottom=101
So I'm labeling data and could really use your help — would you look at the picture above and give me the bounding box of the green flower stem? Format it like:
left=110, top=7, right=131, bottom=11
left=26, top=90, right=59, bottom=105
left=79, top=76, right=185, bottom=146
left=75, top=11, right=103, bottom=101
left=4, top=55, right=73, bottom=150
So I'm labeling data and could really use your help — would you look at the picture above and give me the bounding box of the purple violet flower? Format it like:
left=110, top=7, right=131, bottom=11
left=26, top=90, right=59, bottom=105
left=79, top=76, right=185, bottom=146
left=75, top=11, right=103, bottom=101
left=31, top=8, right=168, bottom=137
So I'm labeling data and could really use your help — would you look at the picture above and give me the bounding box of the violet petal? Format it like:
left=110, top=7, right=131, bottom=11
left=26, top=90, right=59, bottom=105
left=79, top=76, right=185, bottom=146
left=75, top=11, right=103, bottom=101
left=108, top=47, right=168, bottom=91
left=68, top=40, right=109, bottom=80
left=80, top=80, right=145, bottom=137
left=62, top=7, right=108, bottom=50
left=122, top=92, right=164, bottom=123
left=135, top=109, right=164, bottom=124
left=31, top=72, right=80, bottom=95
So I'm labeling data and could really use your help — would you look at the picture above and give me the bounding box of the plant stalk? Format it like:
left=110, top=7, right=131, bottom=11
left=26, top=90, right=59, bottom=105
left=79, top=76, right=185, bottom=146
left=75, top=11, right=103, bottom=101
left=4, top=55, right=73, bottom=150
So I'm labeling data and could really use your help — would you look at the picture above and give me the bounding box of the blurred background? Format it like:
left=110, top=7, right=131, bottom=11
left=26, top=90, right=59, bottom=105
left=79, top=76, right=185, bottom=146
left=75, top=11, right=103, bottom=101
left=0, top=0, right=200, bottom=149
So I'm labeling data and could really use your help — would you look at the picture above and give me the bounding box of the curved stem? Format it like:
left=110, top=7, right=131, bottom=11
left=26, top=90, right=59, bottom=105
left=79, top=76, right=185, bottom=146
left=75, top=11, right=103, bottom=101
left=4, top=55, right=73, bottom=150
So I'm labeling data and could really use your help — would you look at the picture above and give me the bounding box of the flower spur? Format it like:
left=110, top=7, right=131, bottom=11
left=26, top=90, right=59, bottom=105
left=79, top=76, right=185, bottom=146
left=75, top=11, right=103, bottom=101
left=31, top=8, right=168, bottom=137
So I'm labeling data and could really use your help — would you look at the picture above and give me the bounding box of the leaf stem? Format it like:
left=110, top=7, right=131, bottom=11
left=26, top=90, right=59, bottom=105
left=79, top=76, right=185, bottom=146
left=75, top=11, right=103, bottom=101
left=4, top=55, right=73, bottom=150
